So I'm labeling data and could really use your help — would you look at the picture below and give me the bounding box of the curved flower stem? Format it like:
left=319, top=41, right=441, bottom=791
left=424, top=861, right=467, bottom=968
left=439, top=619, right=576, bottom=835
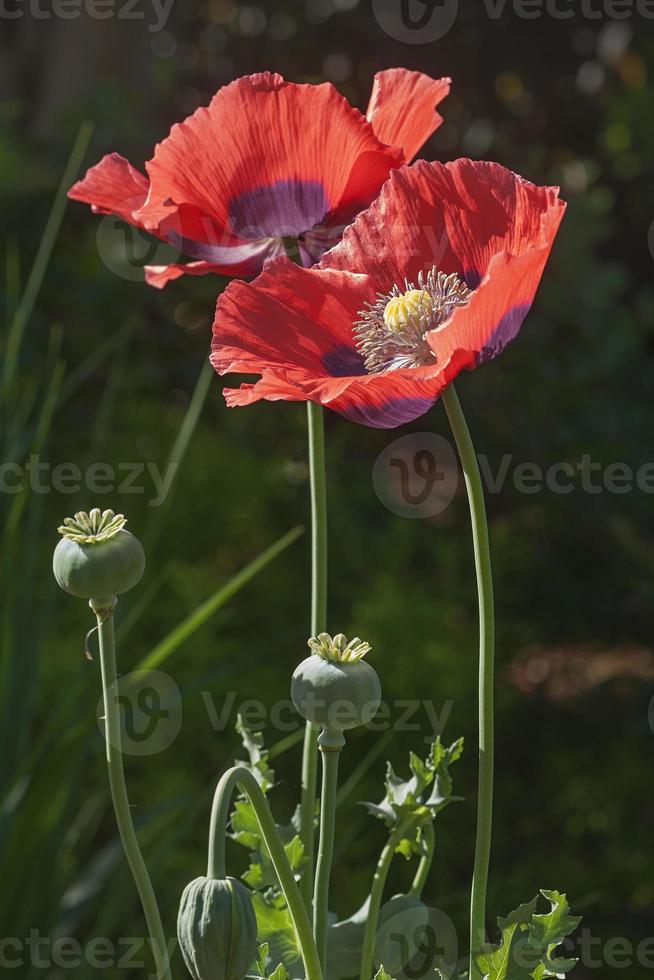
left=300, top=401, right=329, bottom=908
left=441, top=384, right=495, bottom=979
left=93, top=598, right=172, bottom=980
left=359, top=831, right=401, bottom=980
left=207, top=765, right=323, bottom=980
left=408, top=823, right=435, bottom=899
left=313, top=730, right=344, bottom=967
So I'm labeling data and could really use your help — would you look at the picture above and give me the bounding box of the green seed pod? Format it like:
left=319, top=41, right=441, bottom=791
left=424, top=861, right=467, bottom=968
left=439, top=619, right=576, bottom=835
left=177, top=875, right=258, bottom=980
left=53, top=509, right=145, bottom=601
left=291, top=633, right=382, bottom=733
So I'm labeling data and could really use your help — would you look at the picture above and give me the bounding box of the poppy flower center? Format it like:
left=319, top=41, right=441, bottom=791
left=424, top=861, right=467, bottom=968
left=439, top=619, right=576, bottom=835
left=354, top=269, right=472, bottom=374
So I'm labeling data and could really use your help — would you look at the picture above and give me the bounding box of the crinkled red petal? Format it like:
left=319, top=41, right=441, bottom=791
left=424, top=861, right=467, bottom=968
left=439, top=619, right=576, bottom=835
left=136, top=72, right=402, bottom=245
left=366, top=69, right=451, bottom=163
left=320, top=158, right=565, bottom=295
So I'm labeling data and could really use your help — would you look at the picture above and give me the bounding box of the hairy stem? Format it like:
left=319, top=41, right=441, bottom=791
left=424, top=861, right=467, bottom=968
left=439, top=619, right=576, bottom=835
left=207, top=765, right=323, bottom=980
left=442, top=384, right=495, bottom=979
left=94, top=599, right=171, bottom=980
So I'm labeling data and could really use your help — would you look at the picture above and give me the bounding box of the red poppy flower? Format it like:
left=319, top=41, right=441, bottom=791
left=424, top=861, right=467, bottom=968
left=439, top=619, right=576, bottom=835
left=68, top=70, right=450, bottom=288
left=210, top=158, right=566, bottom=428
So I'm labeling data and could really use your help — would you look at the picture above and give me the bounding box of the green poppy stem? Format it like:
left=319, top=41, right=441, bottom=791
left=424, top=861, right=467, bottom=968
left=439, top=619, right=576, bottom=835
left=408, top=823, right=436, bottom=899
left=358, top=830, right=402, bottom=980
left=93, top=599, right=172, bottom=980
left=313, top=729, right=344, bottom=967
left=207, top=765, right=323, bottom=980
left=441, top=384, right=495, bottom=979
left=300, top=401, right=329, bottom=909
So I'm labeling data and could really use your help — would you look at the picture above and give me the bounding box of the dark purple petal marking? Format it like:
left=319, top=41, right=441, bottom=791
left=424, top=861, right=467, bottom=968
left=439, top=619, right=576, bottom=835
left=463, top=268, right=483, bottom=290
left=322, top=345, right=367, bottom=378
left=341, top=393, right=437, bottom=429
left=475, top=302, right=533, bottom=365
left=229, top=179, right=330, bottom=239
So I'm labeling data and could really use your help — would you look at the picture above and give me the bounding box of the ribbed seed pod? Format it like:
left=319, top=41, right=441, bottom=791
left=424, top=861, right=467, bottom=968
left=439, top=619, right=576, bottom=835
left=177, top=876, right=258, bottom=980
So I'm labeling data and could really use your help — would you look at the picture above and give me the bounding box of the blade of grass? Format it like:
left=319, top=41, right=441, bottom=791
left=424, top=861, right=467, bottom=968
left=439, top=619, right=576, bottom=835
left=1, top=121, right=93, bottom=409
left=134, top=525, right=304, bottom=674
left=143, top=356, right=214, bottom=552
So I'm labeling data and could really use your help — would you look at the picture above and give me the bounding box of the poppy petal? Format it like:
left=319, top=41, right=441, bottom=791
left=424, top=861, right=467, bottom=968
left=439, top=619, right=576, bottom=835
left=136, top=72, right=402, bottom=245
left=213, top=158, right=566, bottom=428
left=211, top=256, right=373, bottom=378
left=426, top=244, right=561, bottom=368
left=366, top=69, right=451, bottom=162
left=320, top=158, right=565, bottom=294
left=144, top=238, right=285, bottom=288
left=222, top=360, right=468, bottom=428
left=68, top=153, right=149, bottom=225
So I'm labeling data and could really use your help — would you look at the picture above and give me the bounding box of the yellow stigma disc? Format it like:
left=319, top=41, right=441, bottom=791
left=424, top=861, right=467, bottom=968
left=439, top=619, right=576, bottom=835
left=383, top=289, right=434, bottom=331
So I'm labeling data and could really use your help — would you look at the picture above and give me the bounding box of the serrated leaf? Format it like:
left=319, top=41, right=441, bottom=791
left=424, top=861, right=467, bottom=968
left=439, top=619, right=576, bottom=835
left=251, top=892, right=301, bottom=975
left=231, top=798, right=263, bottom=850
left=235, top=712, right=276, bottom=791
left=529, top=891, right=581, bottom=952
left=374, top=967, right=395, bottom=980
left=527, top=890, right=581, bottom=979
left=362, top=736, right=464, bottom=857
left=255, top=943, right=270, bottom=977
left=476, top=892, right=581, bottom=980
left=269, top=963, right=291, bottom=980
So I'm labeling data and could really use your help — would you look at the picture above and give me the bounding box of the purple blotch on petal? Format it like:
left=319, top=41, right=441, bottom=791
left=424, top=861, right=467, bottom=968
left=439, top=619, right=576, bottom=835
left=476, top=302, right=532, bottom=365
left=229, top=179, right=330, bottom=239
left=342, top=394, right=437, bottom=429
left=463, top=268, right=483, bottom=290
left=322, top=345, right=367, bottom=378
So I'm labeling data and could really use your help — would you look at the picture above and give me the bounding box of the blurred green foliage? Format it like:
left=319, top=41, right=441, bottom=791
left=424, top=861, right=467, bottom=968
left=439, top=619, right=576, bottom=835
left=1, top=2, right=654, bottom=978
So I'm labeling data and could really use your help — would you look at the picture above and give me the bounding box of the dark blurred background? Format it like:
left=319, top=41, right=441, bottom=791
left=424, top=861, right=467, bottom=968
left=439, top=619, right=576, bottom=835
left=1, top=1, right=653, bottom=977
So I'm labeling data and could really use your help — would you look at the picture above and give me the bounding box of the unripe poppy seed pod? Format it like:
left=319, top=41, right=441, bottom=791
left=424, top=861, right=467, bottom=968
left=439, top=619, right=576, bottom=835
left=177, top=876, right=258, bottom=980
left=291, top=633, right=381, bottom=733
left=53, top=509, right=145, bottom=600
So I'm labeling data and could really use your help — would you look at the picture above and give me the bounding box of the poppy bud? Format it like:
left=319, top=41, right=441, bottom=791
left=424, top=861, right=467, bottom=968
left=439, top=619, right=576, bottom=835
left=177, top=876, right=258, bottom=980
left=291, top=633, right=382, bottom=734
left=53, top=509, right=145, bottom=601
